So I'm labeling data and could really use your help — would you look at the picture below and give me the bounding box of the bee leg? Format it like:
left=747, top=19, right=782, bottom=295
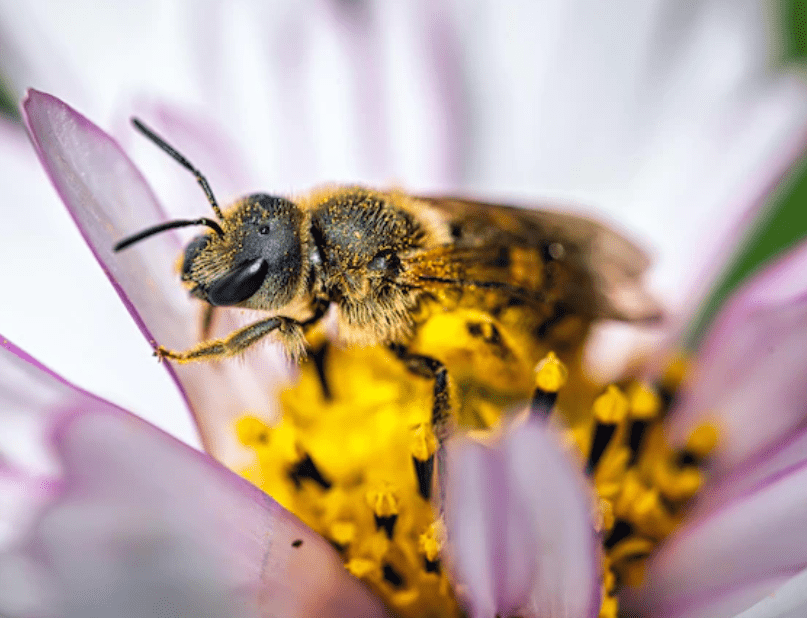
left=309, top=343, right=332, bottom=400
left=156, top=316, right=307, bottom=363
left=199, top=304, right=217, bottom=340
left=388, top=343, right=451, bottom=510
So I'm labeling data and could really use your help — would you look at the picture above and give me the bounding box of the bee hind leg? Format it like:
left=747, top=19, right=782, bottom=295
left=388, top=343, right=452, bottom=511
left=156, top=316, right=307, bottom=364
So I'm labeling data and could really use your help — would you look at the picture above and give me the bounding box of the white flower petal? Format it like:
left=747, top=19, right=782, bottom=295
left=0, top=337, right=392, bottom=618
left=0, top=112, right=196, bottom=447
left=694, top=425, right=807, bottom=518
left=445, top=415, right=600, bottom=618
left=445, top=0, right=807, bottom=315
left=668, top=238, right=807, bottom=474
left=732, top=568, right=807, bottom=618
left=22, top=90, right=287, bottom=467
left=638, top=457, right=807, bottom=618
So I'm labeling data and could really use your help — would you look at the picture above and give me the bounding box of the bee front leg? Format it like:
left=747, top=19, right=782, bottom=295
left=199, top=304, right=217, bottom=340
left=388, top=343, right=452, bottom=511
left=157, top=315, right=307, bottom=364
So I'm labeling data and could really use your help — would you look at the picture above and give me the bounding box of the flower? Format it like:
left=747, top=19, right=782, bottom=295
left=14, top=83, right=807, bottom=617
left=4, top=1, right=807, bottom=617
left=2, top=0, right=807, bottom=439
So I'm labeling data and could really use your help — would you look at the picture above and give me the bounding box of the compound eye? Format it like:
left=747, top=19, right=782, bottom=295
left=181, top=235, right=210, bottom=278
left=207, top=257, right=269, bottom=306
left=367, top=250, right=401, bottom=275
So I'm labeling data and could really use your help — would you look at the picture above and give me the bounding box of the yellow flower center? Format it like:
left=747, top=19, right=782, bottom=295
left=234, top=305, right=714, bottom=617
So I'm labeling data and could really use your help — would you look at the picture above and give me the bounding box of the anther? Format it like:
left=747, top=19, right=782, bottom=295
left=593, top=385, right=629, bottom=424
left=367, top=486, right=400, bottom=539
left=235, top=415, right=271, bottom=447
left=411, top=424, right=437, bottom=500
left=607, top=536, right=655, bottom=566
left=531, top=351, right=568, bottom=417
left=679, top=423, right=718, bottom=466
left=587, top=386, right=629, bottom=474
left=346, top=558, right=378, bottom=580
left=329, top=521, right=356, bottom=550
left=418, top=521, right=444, bottom=573
left=627, top=383, right=661, bottom=420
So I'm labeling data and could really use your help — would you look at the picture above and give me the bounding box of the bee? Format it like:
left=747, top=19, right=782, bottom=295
left=115, top=119, right=661, bottom=493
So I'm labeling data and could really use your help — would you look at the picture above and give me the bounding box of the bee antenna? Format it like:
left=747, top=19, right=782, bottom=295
left=114, top=217, right=225, bottom=252
left=131, top=118, right=224, bottom=220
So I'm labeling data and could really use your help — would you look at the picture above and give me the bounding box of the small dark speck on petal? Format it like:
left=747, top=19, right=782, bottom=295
left=292, top=539, right=303, bottom=548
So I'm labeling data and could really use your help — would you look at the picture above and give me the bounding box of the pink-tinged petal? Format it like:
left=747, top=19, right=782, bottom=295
left=667, top=239, right=807, bottom=475
left=0, top=337, right=391, bottom=618
left=445, top=415, right=600, bottom=618
left=646, top=577, right=795, bottom=618
left=0, top=114, right=195, bottom=448
left=22, top=89, right=290, bottom=467
left=694, top=425, right=807, bottom=518
left=732, top=568, right=807, bottom=618
left=636, top=457, right=807, bottom=618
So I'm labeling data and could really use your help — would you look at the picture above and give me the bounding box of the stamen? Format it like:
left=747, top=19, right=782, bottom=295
left=627, top=420, right=649, bottom=463
left=288, top=453, right=332, bottom=490
left=233, top=314, right=711, bottom=618
left=627, top=383, right=661, bottom=420
left=587, top=386, right=629, bottom=474
left=411, top=424, right=438, bottom=500
left=329, top=521, right=356, bottom=549
left=367, top=485, right=400, bottom=539
left=604, top=520, right=633, bottom=549
left=418, top=521, right=444, bottom=564
left=531, top=351, right=568, bottom=416
left=310, top=344, right=332, bottom=400
left=383, top=563, right=406, bottom=588
left=593, top=385, right=629, bottom=424
left=235, top=415, right=271, bottom=447
left=413, top=458, right=434, bottom=500
left=683, top=423, right=718, bottom=462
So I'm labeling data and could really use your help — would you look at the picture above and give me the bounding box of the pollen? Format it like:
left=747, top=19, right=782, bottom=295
left=232, top=306, right=711, bottom=618
left=534, top=350, right=568, bottom=393
left=593, top=385, right=629, bottom=424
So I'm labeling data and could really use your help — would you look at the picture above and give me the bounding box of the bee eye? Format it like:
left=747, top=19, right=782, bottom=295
left=181, top=235, right=210, bottom=278
left=259, top=225, right=270, bottom=235
left=368, top=250, right=401, bottom=275
left=207, top=257, right=269, bottom=306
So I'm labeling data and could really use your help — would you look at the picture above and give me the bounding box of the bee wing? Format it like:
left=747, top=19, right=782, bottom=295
left=413, top=196, right=663, bottom=324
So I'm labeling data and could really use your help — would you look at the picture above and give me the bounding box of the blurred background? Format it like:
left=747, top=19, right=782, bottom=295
left=0, top=0, right=805, bottom=446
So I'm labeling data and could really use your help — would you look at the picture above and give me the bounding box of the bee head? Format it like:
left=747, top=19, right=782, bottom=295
left=181, top=194, right=304, bottom=308
left=114, top=119, right=306, bottom=311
